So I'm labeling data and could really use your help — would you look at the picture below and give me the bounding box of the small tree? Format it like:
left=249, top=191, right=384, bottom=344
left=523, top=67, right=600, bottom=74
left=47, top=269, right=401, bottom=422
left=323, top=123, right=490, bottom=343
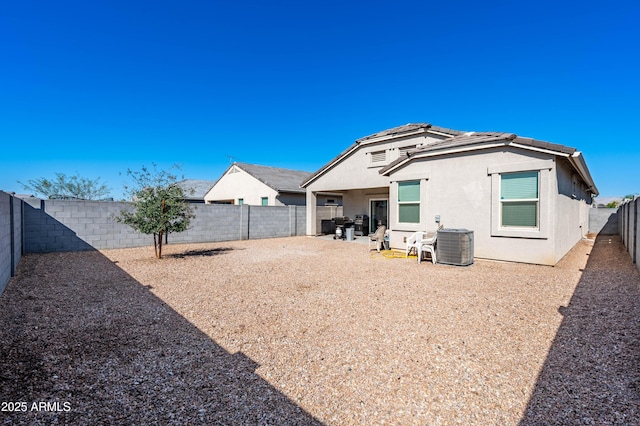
left=116, top=164, right=194, bottom=258
left=18, top=173, right=111, bottom=200
left=605, top=201, right=619, bottom=208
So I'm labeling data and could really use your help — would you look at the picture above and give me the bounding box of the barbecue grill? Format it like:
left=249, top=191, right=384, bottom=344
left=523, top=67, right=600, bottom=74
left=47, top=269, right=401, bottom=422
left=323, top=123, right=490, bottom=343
left=354, top=215, right=369, bottom=236
left=333, top=216, right=353, bottom=240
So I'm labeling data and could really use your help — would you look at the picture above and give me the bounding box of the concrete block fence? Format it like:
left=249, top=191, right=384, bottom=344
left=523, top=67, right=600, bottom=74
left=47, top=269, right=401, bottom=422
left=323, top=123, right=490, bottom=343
left=1, top=193, right=327, bottom=295
left=588, top=208, right=618, bottom=235
left=0, top=192, right=24, bottom=294
left=23, top=200, right=312, bottom=252
left=618, top=197, right=639, bottom=271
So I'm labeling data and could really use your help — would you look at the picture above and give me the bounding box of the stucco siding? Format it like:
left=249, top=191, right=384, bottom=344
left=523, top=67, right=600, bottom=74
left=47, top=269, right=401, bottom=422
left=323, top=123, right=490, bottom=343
left=553, top=159, right=592, bottom=262
left=387, top=147, right=560, bottom=265
left=306, top=134, right=446, bottom=192
left=205, top=168, right=280, bottom=205
left=340, top=188, right=388, bottom=222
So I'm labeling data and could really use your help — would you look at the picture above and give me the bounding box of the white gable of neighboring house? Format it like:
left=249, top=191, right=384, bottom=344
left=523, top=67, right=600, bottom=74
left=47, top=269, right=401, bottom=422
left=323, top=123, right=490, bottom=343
left=204, top=165, right=279, bottom=205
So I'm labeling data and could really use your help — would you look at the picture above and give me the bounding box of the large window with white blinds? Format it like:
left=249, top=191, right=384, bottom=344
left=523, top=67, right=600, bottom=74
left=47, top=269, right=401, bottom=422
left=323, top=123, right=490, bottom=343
left=398, top=180, right=420, bottom=223
left=500, top=171, right=539, bottom=227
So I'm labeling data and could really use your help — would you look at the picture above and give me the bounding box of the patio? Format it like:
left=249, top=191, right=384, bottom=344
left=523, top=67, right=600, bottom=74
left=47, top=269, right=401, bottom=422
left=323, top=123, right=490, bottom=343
left=1, top=234, right=638, bottom=424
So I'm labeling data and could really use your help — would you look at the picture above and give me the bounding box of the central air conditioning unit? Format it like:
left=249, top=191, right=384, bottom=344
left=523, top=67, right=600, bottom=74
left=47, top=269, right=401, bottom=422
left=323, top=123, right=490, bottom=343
left=436, top=229, right=474, bottom=266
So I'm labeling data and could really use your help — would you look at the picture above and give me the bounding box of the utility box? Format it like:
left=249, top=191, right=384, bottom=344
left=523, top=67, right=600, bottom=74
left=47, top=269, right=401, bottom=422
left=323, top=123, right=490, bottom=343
left=437, top=229, right=474, bottom=266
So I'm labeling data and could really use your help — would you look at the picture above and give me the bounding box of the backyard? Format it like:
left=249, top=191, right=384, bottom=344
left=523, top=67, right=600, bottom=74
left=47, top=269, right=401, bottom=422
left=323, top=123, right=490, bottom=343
left=1, top=235, right=639, bottom=424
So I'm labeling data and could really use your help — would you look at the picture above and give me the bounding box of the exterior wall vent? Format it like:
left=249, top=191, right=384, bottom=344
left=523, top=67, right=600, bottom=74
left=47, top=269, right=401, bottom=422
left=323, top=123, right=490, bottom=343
left=371, top=150, right=386, bottom=163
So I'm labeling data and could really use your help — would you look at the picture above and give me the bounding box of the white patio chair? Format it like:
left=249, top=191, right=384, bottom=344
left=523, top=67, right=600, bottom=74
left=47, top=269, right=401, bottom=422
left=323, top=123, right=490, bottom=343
left=405, top=231, right=425, bottom=257
left=418, top=225, right=443, bottom=264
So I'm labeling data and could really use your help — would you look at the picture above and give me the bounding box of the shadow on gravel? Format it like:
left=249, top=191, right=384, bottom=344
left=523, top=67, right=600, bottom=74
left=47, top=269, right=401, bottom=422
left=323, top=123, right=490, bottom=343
left=166, top=247, right=236, bottom=259
left=520, top=235, right=640, bottom=425
left=0, top=251, right=322, bottom=425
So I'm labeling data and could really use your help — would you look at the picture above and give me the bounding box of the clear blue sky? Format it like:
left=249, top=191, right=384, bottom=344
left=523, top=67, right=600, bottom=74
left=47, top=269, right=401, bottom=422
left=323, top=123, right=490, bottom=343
left=1, top=0, right=638, bottom=200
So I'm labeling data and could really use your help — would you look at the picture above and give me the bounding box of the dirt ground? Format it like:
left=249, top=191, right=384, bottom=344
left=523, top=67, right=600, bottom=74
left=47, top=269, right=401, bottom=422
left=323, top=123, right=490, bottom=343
left=1, top=235, right=639, bottom=425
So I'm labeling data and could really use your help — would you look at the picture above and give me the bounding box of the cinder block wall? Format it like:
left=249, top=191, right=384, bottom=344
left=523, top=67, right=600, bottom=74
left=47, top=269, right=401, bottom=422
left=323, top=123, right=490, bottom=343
left=0, top=192, right=11, bottom=294
left=0, top=191, right=24, bottom=295
left=618, top=198, right=639, bottom=271
left=12, top=196, right=22, bottom=274
left=588, top=208, right=618, bottom=235
left=22, top=199, right=310, bottom=253
left=23, top=200, right=144, bottom=252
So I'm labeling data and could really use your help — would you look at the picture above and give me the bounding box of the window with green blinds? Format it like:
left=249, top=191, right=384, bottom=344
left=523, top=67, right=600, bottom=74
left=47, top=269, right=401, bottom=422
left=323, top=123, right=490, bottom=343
left=501, top=171, right=538, bottom=227
left=398, top=181, right=420, bottom=223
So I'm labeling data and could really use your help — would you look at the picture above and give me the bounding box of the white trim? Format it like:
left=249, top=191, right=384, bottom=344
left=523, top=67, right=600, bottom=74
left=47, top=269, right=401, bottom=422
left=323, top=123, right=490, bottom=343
left=487, top=159, right=554, bottom=175
left=382, top=142, right=507, bottom=175
left=509, top=143, right=571, bottom=157
left=491, top=169, right=550, bottom=239
left=369, top=198, right=389, bottom=233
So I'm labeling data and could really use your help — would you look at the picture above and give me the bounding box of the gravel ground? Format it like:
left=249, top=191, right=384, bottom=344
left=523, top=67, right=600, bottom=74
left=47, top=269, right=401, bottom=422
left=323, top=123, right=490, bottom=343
left=1, top=234, right=639, bottom=425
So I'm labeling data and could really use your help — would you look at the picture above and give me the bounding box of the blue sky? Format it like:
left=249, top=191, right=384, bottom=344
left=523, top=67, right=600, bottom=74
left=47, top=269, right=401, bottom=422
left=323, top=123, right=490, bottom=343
left=1, top=0, right=639, bottom=200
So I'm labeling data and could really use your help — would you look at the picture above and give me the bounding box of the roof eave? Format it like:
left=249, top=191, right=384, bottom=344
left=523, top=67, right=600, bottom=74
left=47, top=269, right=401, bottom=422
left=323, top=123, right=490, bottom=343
left=569, top=152, right=599, bottom=196
left=304, top=126, right=460, bottom=188
left=380, top=141, right=510, bottom=176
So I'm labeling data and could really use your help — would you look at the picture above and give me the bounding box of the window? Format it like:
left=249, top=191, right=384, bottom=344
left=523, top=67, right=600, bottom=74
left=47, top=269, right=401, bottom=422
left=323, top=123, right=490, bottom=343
left=370, top=150, right=386, bottom=164
left=238, top=198, right=244, bottom=205
left=489, top=159, right=550, bottom=239
left=500, top=171, right=539, bottom=227
left=261, top=197, right=268, bottom=206
left=398, top=181, right=420, bottom=223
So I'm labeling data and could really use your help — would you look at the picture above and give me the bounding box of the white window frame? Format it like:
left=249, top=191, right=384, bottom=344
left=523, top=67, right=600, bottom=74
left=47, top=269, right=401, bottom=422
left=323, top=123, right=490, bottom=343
left=500, top=171, right=539, bottom=228
left=397, top=180, right=421, bottom=225
left=489, top=160, right=552, bottom=239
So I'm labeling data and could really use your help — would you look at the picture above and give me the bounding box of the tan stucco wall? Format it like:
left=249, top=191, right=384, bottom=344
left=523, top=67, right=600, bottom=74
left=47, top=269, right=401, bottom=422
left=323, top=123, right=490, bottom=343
left=305, top=134, right=446, bottom=193
left=553, top=159, right=591, bottom=263
left=305, top=133, right=445, bottom=234
left=204, top=167, right=280, bottom=206
left=387, top=147, right=591, bottom=265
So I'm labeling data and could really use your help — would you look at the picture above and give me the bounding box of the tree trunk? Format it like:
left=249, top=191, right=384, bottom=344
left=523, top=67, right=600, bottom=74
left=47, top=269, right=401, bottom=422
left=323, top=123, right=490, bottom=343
left=153, top=233, right=158, bottom=258
left=157, top=230, right=163, bottom=259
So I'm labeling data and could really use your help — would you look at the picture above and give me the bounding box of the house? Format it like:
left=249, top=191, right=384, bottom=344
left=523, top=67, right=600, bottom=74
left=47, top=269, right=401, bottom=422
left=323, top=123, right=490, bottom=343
left=301, top=123, right=598, bottom=265
left=205, top=162, right=341, bottom=206
left=175, top=179, right=217, bottom=203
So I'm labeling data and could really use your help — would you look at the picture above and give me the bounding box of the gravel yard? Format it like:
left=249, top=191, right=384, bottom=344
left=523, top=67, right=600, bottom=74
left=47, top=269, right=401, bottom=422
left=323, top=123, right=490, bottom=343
left=1, top=234, right=639, bottom=425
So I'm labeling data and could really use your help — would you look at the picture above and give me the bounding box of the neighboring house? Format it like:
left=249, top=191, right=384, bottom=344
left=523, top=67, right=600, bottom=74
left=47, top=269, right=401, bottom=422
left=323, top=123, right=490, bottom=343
left=302, top=123, right=598, bottom=265
left=175, top=179, right=217, bottom=203
left=204, top=162, right=341, bottom=206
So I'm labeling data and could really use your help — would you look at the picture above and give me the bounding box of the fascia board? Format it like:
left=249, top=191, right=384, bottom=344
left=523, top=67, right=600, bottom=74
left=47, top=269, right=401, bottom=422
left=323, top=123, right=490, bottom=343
left=569, top=151, right=599, bottom=195
left=509, top=143, right=571, bottom=158
left=300, top=143, right=361, bottom=188
left=381, top=142, right=507, bottom=176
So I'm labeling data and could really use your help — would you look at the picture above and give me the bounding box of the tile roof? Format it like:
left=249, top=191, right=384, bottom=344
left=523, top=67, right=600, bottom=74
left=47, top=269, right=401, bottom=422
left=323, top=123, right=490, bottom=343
left=381, top=131, right=579, bottom=174
left=301, top=123, right=463, bottom=187
left=176, top=179, right=217, bottom=200
left=235, top=163, right=311, bottom=193
left=357, top=123, right=463, bottom=142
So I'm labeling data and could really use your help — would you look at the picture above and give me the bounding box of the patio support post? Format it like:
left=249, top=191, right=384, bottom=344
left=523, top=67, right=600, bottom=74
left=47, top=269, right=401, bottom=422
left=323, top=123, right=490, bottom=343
left=306, top=189, right=317, bottom=236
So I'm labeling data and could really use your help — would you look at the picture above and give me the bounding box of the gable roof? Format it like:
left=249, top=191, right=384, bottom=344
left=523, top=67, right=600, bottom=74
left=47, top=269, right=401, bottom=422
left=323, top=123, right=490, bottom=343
left=357, top=123, right=463, bottom=142
left=379, top=131, right=598, bottom=195
left=175, top=179, right=217, bottom=200
left=301, top=123, right=462, bottom=188
left=231, top=163, right=311, bottom=194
